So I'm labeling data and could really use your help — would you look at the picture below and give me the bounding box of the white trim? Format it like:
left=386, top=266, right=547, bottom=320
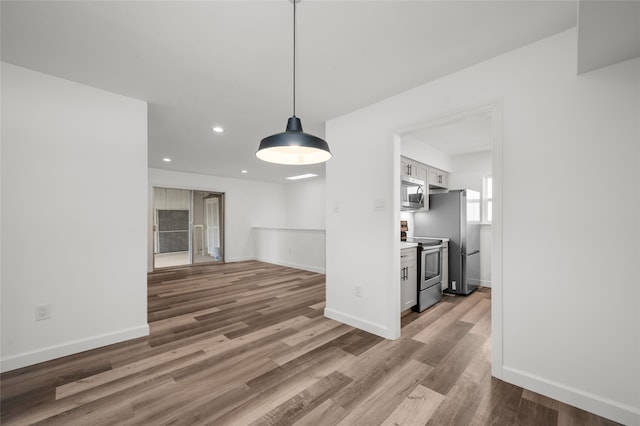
left=490, top=98, right=504, bottom=380
left=324, top=308, right=398, bottom=340
left=253, top=256, right=325, bottom=274
left=224, top=256, right=254, bottom=263
left=252, top=227, right=325, bottom=233
left=503, top=366, right=640, bottom=426
left=394, top=102, right=497, bottom=137
left=478, top=279, right=492, bottom=287
left=391, top=135, right=402, bottom=340
left=0, top=324, right=149, bottom=373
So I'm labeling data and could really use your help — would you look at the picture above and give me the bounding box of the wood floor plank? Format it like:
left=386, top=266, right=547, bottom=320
left=459, top=297, right=491, bottom=324
left=247, top=345, right=354, bottom=392
left=522, top=388, right=560, bottom=411
left=336, top=359, right=434, bottom=425
left=55, top=333, right=229, bottom=399
left=515, top=398, right=559, bottom=426
left=211, top=363, right=335, bottom=425
left=412, top=293, right=483, bottom=344
left=273, top=323, right=354, bottom=365
left=0, top=261, right=621, bottom=426
left=420, top=332, right=485, bottom=395
left=380, top=384, right=446, bottom=426
left=426, top=338, right=492, bottom=425
left=413, top=320, right=474, bottom=367
left=331, top=340, right=426, bottom=410
left=281, top=317, right=345, bottom=347
left=291, top=398, right=347, bottom=426
left=556, top=402, right=622, bottom=426
left=249, top=371, right=352, bottom=426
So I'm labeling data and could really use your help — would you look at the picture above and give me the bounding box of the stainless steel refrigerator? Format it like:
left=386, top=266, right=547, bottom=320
left=414, top=189, right=481, bottom=295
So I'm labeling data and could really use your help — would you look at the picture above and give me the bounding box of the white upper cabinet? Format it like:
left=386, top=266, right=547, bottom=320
left=400, top=156, right=421, bottom=179
left=428, top=167, right=449, bottom=189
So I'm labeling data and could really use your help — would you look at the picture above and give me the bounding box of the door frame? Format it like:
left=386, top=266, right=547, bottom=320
left=393, top=99, right=503, bottom=377
left=149, top=186, right=225, bottom=271
left=202, top=192, right=225, bottom=262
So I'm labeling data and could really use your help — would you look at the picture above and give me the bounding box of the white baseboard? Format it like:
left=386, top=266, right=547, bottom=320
left=479, top=279, right=492, bottom=288
left=324, top=308, right=398, bottom=340
left=224, top=256, right=254, bottom=263
left=0, top=324, right=149, bottom=373
left=253, top=256, right=325, bottom=274
left=502, top=366, right=640, bottom=426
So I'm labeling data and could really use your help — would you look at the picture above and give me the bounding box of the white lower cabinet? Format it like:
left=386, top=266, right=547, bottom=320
left=401, top=247, right=417, bottom=311
left=441, top=241, right=449, bottom=291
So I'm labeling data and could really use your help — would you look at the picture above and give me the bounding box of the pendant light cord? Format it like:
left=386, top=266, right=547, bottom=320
left=293, top=0, right=296, bottom=117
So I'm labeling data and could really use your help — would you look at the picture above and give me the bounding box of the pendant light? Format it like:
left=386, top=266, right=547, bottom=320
left=256, top=0, right=331, bottom=165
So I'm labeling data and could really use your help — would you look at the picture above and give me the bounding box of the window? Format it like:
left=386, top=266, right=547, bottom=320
left=483, top=176, right=493, bottom=223
left=467, top=190, right=481, bottom=222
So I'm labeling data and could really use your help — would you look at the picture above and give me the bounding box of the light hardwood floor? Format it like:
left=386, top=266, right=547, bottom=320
left=0, top=261, right=620, bottom=425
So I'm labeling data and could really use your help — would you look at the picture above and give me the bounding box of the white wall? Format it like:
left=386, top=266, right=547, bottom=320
left=253, top=227, right=325, bottom=273
left=251, top=178, right=326, bottom=273
left=401, top=135, right=453, bottom=172
left=148, top=168, right=287, bottom=270
left=1, top=63, right=149, bottom=372
left=449, top=150, right=492, bottom=193
left=284, top=178, right=326, bottom=229
left=325, top=29, right=639, bottom=425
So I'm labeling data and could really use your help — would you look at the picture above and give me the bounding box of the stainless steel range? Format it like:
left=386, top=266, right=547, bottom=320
left=406, top=237, right=443, bottom=312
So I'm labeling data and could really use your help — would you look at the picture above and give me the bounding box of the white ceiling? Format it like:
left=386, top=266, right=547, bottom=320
left=1, top=1, right=580, bottom=182
left=577, top=0, right=640, bottom=74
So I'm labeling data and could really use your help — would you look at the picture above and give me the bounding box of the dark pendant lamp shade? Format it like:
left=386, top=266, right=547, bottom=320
left=257, top=116, right=331, bottom=165
left=256, top=0, right=331, bottom=165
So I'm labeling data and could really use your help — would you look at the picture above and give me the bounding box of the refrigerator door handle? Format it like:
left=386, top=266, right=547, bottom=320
left=462, top=250, right=480, bottom=256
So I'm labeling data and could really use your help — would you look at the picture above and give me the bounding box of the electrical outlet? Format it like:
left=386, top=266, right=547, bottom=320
left=451, top=281, right=457, bottom=291
left=354, top=285, right=362, bottom=298
left=36, top=304, right=50, bottom=321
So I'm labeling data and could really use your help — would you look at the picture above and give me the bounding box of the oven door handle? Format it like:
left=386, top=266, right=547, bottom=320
left=421, top=245, right=443, bottom=252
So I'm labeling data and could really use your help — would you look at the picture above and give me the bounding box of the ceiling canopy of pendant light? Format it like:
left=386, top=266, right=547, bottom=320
left=256, top=0, right=331, bottom=165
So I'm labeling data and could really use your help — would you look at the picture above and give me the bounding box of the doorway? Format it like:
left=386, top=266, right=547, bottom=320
left=395, top=100, right=502, bottom=372
left=153, top=187, right=225, bottom=269
left=397, top=102, right=498, bottom=318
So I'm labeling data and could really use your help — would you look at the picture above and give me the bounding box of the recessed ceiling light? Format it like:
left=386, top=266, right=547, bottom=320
left=285, top=173, right=318, bottom=180
left=241, top=170, right=248, bottom=174
left=162, top=157, right=172, bottom=162
left=212, top=126, right=224, bottom=133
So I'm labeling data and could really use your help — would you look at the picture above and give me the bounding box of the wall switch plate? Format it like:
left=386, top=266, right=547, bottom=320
left=36, top=304, right=50, bottom=321
left=374, top=198, right=385, bottom=211
left=332, top=201, right=340, bottom=213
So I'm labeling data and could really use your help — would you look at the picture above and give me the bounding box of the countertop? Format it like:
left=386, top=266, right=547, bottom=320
left=400, top=242, right=418, bottom=250
left=412, top=236, right=450, bottom=242
left=400, top=238, right=450, bottom=251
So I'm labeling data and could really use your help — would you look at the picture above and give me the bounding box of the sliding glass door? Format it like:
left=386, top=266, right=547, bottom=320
left=153, top=187, right=224, bottom=269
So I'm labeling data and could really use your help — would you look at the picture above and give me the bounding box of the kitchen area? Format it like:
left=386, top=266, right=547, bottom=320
left=398, top=107, right=493, bottom=317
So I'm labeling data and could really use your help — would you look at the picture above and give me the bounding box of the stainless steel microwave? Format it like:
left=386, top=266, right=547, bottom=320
left=400, top=176, right=425, bottom=210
